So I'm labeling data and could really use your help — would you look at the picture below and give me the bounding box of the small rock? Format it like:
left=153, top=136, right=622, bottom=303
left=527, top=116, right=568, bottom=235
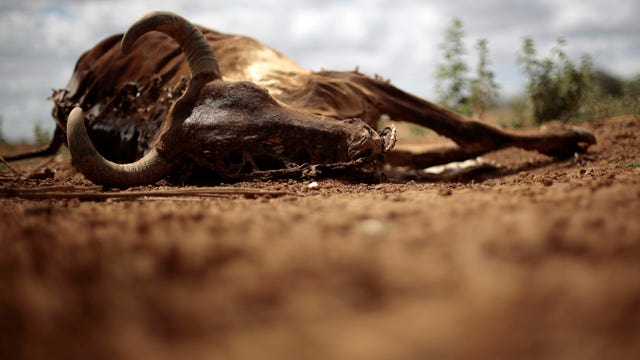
left=439, top=188, right=453, bottom=196
left=356, top=219, right=389, bottom=236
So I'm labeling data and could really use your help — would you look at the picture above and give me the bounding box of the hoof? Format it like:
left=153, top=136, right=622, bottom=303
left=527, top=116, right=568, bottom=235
left=570, top=126, right=597, bottom=145
left=533, top=124, right=597, bottom=158
left=379, top=125, right=397, bottom=153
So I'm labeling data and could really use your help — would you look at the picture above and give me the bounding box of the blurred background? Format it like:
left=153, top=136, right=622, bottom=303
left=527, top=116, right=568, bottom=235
left=1, top=0, right=638, bottom=142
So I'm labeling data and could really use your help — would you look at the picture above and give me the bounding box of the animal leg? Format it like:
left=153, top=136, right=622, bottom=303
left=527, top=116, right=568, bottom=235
left=503, top=124, right=596, bottom=158
left=394, top=117, right=596, bottom=160
left=2, top=127, right=65, bottom=161
left=357, top=76, right=596, bottom=158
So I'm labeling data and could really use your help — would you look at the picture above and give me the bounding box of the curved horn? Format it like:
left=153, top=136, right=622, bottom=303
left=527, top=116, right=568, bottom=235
left=66, top=107, right=173, bottom=189
left=121, top=11, right=221, bottom=80
left=67, top=12, right=220, bottom=188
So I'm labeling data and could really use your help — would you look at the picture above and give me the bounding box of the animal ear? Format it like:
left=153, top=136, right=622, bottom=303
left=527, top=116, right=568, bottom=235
left=378, top=125, right=397, bottom=153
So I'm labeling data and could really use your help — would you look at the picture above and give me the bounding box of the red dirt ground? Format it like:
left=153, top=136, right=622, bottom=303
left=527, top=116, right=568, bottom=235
left=1, top=115, right=639, bottom=360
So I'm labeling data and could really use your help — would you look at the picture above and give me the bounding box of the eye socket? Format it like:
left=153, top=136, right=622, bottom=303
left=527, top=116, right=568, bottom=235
left=356, top=149, right=373, bottom=159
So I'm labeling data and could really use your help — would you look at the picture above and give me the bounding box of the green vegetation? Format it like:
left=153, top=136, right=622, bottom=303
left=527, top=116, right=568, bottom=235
left=32, top=122, right=51, bottom=147
left=514, top=37, right=640, bottom=125
left=517, top=37, right=595, bottom=124
left=435, top=18, right=499, bottom=119
left=435, top=18, right=639, bottom=127
left=435, top=18, right=469, bottom=114
left=620, top=160, right=640, bottom=168
left=581, top=73, right=640, bottom=121
left=0, top=115, right=7, bottom=147
left=0, top=116, right=52, bottom=149
left=470, top=39, right=499, bottom=120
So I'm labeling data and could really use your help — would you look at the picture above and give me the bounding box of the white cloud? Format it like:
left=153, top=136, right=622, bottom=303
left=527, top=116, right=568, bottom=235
left=1, top=0, right=639, bottom=141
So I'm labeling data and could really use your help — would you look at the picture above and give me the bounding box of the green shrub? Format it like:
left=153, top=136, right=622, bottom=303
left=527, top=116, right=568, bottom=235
left=576, top=74, right=640, bottom=120
left=469, top=39, right=499, bottom=120
left=435, top=18, right=470, bottom=115
left=517, top=37, right=596, bottom=124
left=435, top=18, right=499, bottom=119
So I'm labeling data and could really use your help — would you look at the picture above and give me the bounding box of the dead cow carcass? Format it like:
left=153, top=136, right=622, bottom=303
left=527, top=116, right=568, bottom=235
left=19, top=11, right=595, bottom=188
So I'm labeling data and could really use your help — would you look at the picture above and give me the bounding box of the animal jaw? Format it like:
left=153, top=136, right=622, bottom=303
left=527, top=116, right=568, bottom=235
left=178, top=82, right=397, bottom=181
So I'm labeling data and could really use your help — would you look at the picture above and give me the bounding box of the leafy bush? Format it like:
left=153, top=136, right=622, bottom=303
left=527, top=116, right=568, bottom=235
left=435, top=18, right=470, bottom=115
left=469, top=39, right=499, bottom=120
left=577, top=74, right=640, bottom=120
left=435, top=23, right=639, bottom=126
left=435, top=18, right=499, bottom=119
left=517, top=37, right=596, bottom=123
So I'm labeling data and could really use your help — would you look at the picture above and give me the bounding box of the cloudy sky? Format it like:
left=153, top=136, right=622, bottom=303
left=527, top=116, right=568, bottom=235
left=1, top=0, right=638, bottom=140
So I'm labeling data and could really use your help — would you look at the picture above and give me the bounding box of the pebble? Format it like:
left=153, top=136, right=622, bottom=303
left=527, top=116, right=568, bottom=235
left=356, top=219, right=389, bottom=236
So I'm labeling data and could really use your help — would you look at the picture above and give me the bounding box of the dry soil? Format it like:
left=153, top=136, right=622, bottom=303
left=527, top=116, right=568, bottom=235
left=1, top=116, right=639, bottom=360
